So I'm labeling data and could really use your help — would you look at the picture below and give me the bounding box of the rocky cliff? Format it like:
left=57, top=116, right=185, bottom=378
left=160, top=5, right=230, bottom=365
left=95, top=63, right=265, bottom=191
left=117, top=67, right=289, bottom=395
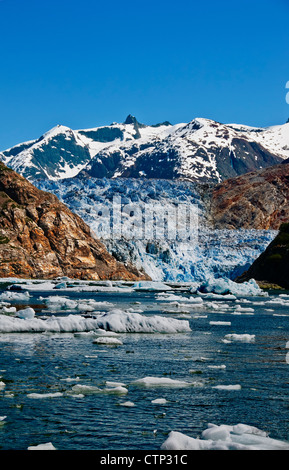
left=210, top=162, right=289, bottom=230
left=0, top=161, right=149, bottom=280
left=236, top=223, right=289, bottom=289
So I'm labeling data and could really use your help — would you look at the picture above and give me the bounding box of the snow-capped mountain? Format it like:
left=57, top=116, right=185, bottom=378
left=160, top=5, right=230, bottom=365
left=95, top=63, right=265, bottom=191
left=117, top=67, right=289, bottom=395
left=1, top=115, right=288, bottom=182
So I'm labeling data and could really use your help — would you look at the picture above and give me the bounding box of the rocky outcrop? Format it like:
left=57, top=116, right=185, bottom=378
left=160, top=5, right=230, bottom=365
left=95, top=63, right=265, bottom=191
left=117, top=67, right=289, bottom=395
left=236, top=223, right=289, bottom=289
left=210, top=162, right=289, bottom=230
left=0, top=162, right=150, bottom=280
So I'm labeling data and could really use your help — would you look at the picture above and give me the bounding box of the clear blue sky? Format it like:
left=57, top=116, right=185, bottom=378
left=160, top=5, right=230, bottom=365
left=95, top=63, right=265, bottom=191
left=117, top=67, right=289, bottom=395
left=0, top=0, right=289, bottom=150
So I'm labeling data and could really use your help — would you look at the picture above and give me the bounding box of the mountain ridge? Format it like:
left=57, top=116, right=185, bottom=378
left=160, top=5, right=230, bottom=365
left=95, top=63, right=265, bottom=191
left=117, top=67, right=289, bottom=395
left=1, top=116, right=288, bottom=183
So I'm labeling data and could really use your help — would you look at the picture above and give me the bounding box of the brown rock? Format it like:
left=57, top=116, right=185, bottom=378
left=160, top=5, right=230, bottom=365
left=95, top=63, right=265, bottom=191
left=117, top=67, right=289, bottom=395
left=210, top=162, right=289, bottom=230
left=0, top=162, right=150, bottom=281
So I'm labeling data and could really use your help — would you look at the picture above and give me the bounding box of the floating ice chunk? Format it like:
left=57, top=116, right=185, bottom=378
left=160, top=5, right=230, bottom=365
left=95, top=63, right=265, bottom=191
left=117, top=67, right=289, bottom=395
left=132, top=376, right=193, bottom=388
left=105, top=381, right=126, bottom=387
left=0, top=314, right=100, bottom=333
left=213, top=384, right=241, bottom=390
left=209, top=321, right=231, bottom=326
left=71, top=384, right=101, bottom=395
left=157, top=293, right=203, bottom=304
left=234, top=305, right=254, bottom=314
left=93, top=337, right=123, bottom=345
left=54, top=282, right=67, bottom=289
left=16, top=307, right=35, bottom=320
left=224, top=334, right=255, bottom=343
left=0, top=306, right=17, bottom=314
left=103, top=385, right=128, bottom=394
left=161, top=422, right=289, bottom=450
left=0, top=381, right=5, bottom=390
left=120, top=401, right=135, bottom=407
left=27, top=392, right=64, bottom=398
left=132, top=281, right=172, bottom=291
left=74, top=329, right=119, bottom=338
left=41, top=296, right=78, bottom=310
left=266, top=298, right=289, bottom=306
left=20, top=281, right=56, bottom=291
left=0, top=310, right=191, bottom=334
left=0, top=416, right=6, bottom=425
left=207, top=365, right=226, bottom=369
left=28, top=442, right=56, bottom=450
left=60, top=377, right=80, bottom=382
left=198, top=292, right=236, bottom=301
left=0, top=291, right=30, bottom=301
left=41, top=296, right=113, bottom=312
left=151, top=398, right=167, bottom=404
left=94, top=309, right=191, bottom=333
left=199, top=277, right=264, bottom=297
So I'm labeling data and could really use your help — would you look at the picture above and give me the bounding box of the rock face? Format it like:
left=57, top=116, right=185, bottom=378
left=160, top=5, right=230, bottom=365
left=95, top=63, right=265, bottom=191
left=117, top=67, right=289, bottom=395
left=237, top=223, right=289, bottom=289
left=0, top=162, right=150, bottom=280
left=210, top=162, right=289, bottom=230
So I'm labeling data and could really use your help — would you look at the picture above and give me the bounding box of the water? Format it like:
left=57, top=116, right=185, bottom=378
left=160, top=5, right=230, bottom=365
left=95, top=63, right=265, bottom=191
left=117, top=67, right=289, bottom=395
left=0, top=282, right=289, bottom=450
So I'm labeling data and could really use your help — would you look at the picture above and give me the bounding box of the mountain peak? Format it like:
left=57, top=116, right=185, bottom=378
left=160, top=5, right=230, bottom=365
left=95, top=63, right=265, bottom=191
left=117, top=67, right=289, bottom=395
left=124, top=114, right=138, bottom=125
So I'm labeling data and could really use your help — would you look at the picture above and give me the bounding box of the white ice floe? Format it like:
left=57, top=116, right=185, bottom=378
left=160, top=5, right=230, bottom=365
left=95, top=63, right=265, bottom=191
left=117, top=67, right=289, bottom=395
left=161, top=423, right=289, bottom=450
left=74, top=329, right=119, bottom=338
left=224, top=334, right=255, bottom=343
left=157, top=293, right=203, bottom=304
left=207, top=365, right=226, bottom=370
left=16, top=307, right=35, bottom=319
left=70, top=383, right=127, bottom=395
left=0, top=309, right=190, bottom=334
left=0, top=305, right=16, bottom=314
left=209, top=321, right=231, bottom=326
left=94, top=309, right=191, bottom=333
left=0, top=291, right=30, bottom=301
left=102, top=385, right=128, bottom=394
left=70, top=384, right=100, bottom=395
left=41, top=295, right=113, bottom=312
left=199, top=278, right=265, bottom=297
left=27, top=392, right=64, bottom=398
left=131, top=376, right=195, bottom=388
left=93, top=336, right=123, bottom=345
left=198, top=292, right=236, bottom=301
left=0, top=416, right=6, bottom=425
left=151, top=398, right=167, bottom=404
left=28, top=442, right=56, bottom=450
left=234, top=305, right=254, bottom=314
left=213, top=384, right=241, bottom=390
left=132, top=281, right=172, bottom=291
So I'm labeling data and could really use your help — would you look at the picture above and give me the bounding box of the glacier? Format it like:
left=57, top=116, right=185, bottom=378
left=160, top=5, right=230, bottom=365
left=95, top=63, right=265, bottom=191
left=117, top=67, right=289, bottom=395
left=36, top=177, right=276, bottom=284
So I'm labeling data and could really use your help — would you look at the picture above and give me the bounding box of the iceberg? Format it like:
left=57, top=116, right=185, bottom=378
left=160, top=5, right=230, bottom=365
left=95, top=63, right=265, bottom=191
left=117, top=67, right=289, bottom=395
left=131, top=376, right=194, bottom=388
left=0, top=291, right=30, bottom=301
left=93, top=309, right=191, bottom=333
left=161, top=423, right=289, bottom=450
left=28, top=442, right=56, bottom=450
left=16, top=307, right=35, bottom=319
left=224, top=334, right=255, bottom=343
left=0, top=309, right=191, bottom=334
left=132, top=281, right=172, bottom=291
left=198, top=277, right=264, bottom=297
